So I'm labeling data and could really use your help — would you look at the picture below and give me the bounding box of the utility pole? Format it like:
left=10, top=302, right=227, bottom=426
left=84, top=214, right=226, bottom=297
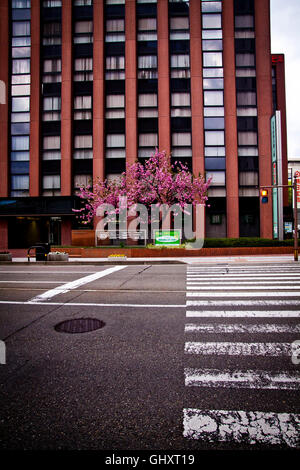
left=260, top=176, right=299, bottom=262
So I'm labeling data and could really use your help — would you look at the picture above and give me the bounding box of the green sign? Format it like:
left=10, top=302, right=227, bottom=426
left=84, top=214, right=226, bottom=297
left=154, top=230, right=181, bottom=246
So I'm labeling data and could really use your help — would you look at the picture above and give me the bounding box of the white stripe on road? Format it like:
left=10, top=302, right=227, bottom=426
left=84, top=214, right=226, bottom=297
left=186, top=310, right=300, bottom=317
left=184, top=323, right=300, bottom=333
left=186, top=285, right=300, bottom=291
left=183, top=409, right=300, bottom=448
left=187, top=280, right=300, bottom=285
left=186, top=300, right=300, bottom=307
left=185, top=341, right=293, bottom=356
left=184, top=368, right=300, bottom=390
left=0, top=300, right=184, bottom=308
left=29, top=266, right=127, bottom=302
left=186, top=291, right=300, bottom=298
left=186, top=274, right=300, bottom=279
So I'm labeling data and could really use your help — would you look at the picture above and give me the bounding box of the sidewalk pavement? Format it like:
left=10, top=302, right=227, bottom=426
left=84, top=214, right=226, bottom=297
left=9, top=254, right=297, bottom=265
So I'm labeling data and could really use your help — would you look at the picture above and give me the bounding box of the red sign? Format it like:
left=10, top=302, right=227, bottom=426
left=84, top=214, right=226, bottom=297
left=295, top=171, right=300, bottom=205
left=273, top=162, right=277, bottom=185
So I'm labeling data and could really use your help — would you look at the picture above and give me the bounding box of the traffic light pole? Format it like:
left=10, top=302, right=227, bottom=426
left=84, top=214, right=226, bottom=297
left=260, top=176, right=298, bottom=261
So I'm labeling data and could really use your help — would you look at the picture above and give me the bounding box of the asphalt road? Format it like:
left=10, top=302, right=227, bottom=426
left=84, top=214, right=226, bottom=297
left=0, top=262, right=299, bottom=452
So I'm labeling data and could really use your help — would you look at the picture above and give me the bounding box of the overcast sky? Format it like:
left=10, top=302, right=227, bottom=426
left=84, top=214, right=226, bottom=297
left=271, top=0, right=300, bottom=158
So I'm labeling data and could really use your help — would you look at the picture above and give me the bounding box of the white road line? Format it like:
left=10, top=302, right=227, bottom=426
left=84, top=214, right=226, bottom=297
left=186, top=280, right=300, bottom=285
left=0, top=300, right=185, bottom=308
left=187, top=300, right=300, bottom=308
left=29, top=265, right=127, bottom=302
left=184, top=368, right=300, bottom=390
left=186, top=274, right=300, bottom=278
left=0, top=281, right=65, bottom=284
left=186, top=310, right=300, bottom=317
left=183, top=409, right=300, bottom=448
left=186, top=291, right=300, bottom=298
left=186, top=285, right=300, bottom=291
left=185, top=341, right=293, bottom=356
left=184, top=323, right=300, bottom=333
left=0, top=271, right=99, bottom=274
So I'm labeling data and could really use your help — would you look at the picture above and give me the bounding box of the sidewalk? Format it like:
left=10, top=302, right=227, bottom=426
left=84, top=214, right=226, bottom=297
left=10, top=254, right=297, bottom=265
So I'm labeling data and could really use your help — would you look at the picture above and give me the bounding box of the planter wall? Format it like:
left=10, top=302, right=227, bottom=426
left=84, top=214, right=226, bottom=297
left=0, top=253, right=12, bottom=262
left=51, top=246, right=294, bottom=258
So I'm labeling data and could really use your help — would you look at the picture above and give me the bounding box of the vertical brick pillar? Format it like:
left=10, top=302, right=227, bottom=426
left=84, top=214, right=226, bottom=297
left=0, top=220, right=8, bottom=250
left=223, top=0, right=239, bottom=237
left=61, top=0, right=73, bottom=196
left=157, top=0, right=171, bottom=155
left=190, top=0, right=204, bottom=177
left=255, top=0, right=273, bottom=238
left=0, top=0, right=9, bottom=198
left=61, top=218, right=72, bottom=246
left=30, top=0, right=41, bottom=196
left=93, top=0, right=105, bottom=183
left=125, top=0, right=137, bottom=165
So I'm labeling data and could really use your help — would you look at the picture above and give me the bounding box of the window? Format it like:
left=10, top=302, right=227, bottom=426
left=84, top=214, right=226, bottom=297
left=210, top=214, right=222, bottom=224
left=106, top=19, right=125, bottom=42
left=43, top=96, right=61, bottom=121
left=74, top=0, right=93, bottom=5
left=236, top=53, right=255, bottom=67
left=12, top=0, right=31, bottom=7
left=12, top=59, right=30, bottom=74
left=11, top=175, right=29, bottom=190
left=235, top=15, right=254, bottom=29
left=106, top=133, right=125, bottom=158
left=204, top=117, right=225, bottom=130
left=203, top=78, right=224, bottom=89
left=203, top=52, right=222, bottom=67
left=172, top=132, right=191, bottom=146
left=43, top=58, right=62, bottom=83
left=138, top=93, right=157, bottom=118
left=171, top=92, right=191, bottom=117
left=74, top=57, right=93, bottom=81
left=106, top=94, right=125, bottom=119
left=12, top=135, right=29, bottom=151
left=138, top=55, right=157, bottom=79
left=204, top=90, right=223, bottom=106
left=74, top=95, right=92, bottom=120
left=12, top=21, right=30, bottom=36
left=205, top=130, right=224, bottom=146
left=138, top=18, right=157, bottom=41
left=43, top=0, right=62, bottom=6
left=74, top=21, right=93, bottom=44
left=42, top=175, right=61, bottom=196
left=170, top=54, right=190, bottom=78
left=74, top=135, right=93, bottom=159
left=239, top=171, right=258, bottom=186
left=42, top=22, right=61, bottom=45
left=106, top=56, right=125, bottom=80
left=206, top=171, right=225, bottom=186
left=202, top=14, right=221, bottom=29
left=170, top=16, right=189, bottom=40
left=12, top=97, right=30, bottom=112
left=202, top=40, right=223, bottom=51
left=43, top=135, right=61, bottom=160
left=237, top=91, right=256, bottom=106
left=238, top=131, right=258, bottom=146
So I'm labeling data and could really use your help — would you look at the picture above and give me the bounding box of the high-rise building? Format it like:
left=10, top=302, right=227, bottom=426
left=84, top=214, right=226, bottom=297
left=0, top=0, right=288, bottom=249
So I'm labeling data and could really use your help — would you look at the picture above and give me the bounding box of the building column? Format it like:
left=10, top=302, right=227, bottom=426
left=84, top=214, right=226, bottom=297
left=0, top=220, right=8, bottom=250
left=157, top=0, right=171, bottom=155
left=61, top=0, right=73, bottom=196
left=93, top=0, right=105, bottom=182
left=125, top=0, right=137, bottom=165
left=0, top=0, right=9, bottom=198
left=223, top=0, right=239, bottom=238
left=61, top=217, right=72, bottom=246
left=30, top=0, right=41, bottom=196
left=190, top=0, right=204, bottom=178
left=255, top=0, right=273, bottom=238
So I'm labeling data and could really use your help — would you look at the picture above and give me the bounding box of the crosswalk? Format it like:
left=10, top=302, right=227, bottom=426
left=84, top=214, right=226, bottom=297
left=183, top=264, right=300, bottom=449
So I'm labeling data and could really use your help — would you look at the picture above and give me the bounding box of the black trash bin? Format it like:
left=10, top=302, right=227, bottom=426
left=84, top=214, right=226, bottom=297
left=35, top=243, right=51, bottom=261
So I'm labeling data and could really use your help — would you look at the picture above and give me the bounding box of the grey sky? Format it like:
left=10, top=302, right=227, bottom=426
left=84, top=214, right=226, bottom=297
left=271, top=0, right=300, bottom=157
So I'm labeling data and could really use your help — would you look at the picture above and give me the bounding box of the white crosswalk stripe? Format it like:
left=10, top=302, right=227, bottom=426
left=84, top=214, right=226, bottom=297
left=183, top=264, right=300, bottom=449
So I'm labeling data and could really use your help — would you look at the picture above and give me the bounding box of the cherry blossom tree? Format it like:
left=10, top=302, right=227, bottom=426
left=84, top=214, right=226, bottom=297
left=74, top=150, right=211, bottom=231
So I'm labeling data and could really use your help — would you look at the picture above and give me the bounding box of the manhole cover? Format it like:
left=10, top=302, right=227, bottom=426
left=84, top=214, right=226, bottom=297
left=55, top=318, right=105, bottom=334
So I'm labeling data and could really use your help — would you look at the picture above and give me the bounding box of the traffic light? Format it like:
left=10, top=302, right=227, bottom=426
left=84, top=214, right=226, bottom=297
left=261, top=189, right=268, bottom=204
